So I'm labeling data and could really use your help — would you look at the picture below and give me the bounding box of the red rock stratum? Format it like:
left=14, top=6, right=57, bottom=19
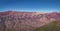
left=0, top=11, right=60, bottom=31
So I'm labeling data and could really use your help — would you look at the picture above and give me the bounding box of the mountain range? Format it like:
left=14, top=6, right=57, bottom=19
left=0, top=11, right=60, bottom=31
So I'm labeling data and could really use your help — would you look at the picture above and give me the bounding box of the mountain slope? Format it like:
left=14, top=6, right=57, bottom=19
left=34, top=20, right=60, bottom=31
left=0, top=11, right=60, bottom=31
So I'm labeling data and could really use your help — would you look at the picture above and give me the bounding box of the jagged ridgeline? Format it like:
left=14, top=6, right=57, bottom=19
left=34, top=21, right=60, bottom=31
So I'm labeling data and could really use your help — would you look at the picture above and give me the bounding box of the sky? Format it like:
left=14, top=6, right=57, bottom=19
left=0, top=0, right=60, bottom=12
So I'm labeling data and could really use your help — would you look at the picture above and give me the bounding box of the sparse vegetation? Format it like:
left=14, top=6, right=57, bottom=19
left=34, top=20, right=60, bottom=31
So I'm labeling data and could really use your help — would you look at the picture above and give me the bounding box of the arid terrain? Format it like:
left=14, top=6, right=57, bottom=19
left=0, top=11, right=60, bottom=31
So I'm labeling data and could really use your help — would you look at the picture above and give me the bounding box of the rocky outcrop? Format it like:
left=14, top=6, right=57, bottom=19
left=0, top=11, right=60, bottom=31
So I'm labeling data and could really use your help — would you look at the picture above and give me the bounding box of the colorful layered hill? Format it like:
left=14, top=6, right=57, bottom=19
left=0, top=11, right=60, bottom=31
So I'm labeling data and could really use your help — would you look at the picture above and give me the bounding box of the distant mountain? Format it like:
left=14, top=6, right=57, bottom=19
left=0, top=11, right=60, bottom=31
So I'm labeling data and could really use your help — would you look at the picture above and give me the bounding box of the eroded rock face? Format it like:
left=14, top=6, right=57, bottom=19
left=0, top=11, right=60, bottom=31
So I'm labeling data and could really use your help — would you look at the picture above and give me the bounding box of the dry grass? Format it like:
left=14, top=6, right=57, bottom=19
left=34, top=20, right=60, bottom=31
